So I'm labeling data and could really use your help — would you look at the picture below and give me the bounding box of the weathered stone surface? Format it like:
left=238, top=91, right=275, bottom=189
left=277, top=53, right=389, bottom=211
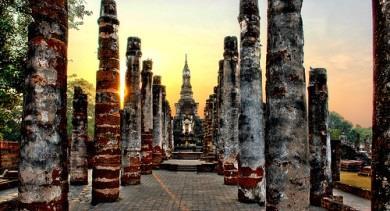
left=265, top=0, right=310, bottom=210
left=141, top=60, right=154, bottom=175
left=308, top=68, right=332, bottom=206
left=216, top=60, right=225, bottom=176
left=372, top=1, right=390, bottom=210
left=152, top=76, right=163, bottom=168
left=237, top=0, right=265, bottom=204
left=221, top=36, right=240, bottom=186
left=121, top=37, right=142, bottom=186
left=92, top=0, right=121, bottom=204
left=173, top=56, right=203, bottom=151
left=70, top=87, right=89, bottom=186
left=161, top=86, right=168, bottom=159
left=331, top=139, right=341, bottom=182
left=19, top=0, right=69, bottom=209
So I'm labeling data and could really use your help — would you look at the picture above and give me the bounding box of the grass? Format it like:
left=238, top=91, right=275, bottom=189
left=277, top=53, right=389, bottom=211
left=340, top=171, right=371, bottom=190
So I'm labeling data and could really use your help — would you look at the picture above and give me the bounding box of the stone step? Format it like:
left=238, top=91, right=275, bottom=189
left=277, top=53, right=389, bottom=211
left=176, top=165, right=197, bottom=172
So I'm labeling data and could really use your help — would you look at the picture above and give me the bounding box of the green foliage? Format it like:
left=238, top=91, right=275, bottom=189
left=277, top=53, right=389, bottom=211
left=67, top=74, right=95, bottom=138
left=0, top=0, right=92, bottom=140
left=329, top=111, right=372, bottom=145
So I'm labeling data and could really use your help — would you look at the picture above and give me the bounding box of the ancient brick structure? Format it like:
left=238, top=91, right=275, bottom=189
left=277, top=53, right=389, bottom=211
left=216, top=60, right=225, bottom=176
left=163, top=100, right=173, bottom=158
left=0, top=141, right=19, bottom=172
left=152, top=76, right=163, bottom=168
left=70, top=87, right=89, bottom=185
left=19, top=0, right=69, bottom=209
left=173, top=56, right=203, bottom=151
left=265, top=0, right=310, bottom=209
left=331, top=139, right=341, bottom=182
left=141, top=60, right=154, bottom=174
left=308, top=68, right=332, bottom=206
left=372, top=1, right=390, bottom=210
left=237, top=0, right=265, bottom=204
left=92, top=0, right=121, bottom=204
left=121, top=37, right=142, bottom=185
left=203, top=98, right=213, bottom=155
left=161, top=86, right=168, bottom=159
left=221, top=36, right=240, bottom=185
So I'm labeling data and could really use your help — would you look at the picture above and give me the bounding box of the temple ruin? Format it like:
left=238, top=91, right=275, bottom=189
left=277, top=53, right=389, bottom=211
left=120, top=37, right=142, bottom=185
left=11, top=0, right=389, bottom=210
left=92, top=0, right=121, bottom=204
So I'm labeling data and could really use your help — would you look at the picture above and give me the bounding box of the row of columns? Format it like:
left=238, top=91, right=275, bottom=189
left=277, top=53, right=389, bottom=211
left=18, top=0, right=390, bottom=210
left=204, top=0, right=389, bottom=210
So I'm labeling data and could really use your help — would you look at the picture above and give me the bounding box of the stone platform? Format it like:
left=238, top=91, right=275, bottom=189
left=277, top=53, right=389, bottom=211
left=0, top=170, right=370, bottom=210
left=160, top=159, right=216, bottom=172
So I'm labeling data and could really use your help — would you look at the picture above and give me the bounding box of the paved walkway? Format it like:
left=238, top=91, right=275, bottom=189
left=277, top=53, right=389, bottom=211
left=0, top=170, right=370, bottom=211
left=334, top=189, right=371, bottom=211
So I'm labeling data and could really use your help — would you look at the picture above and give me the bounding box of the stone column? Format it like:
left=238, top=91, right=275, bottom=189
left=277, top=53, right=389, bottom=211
left=70, top=87, right=89, bottom=185
left=161, top=86, right=167, bottom=159
left=121, top=37, right=142, bottom=185
left=308, top=68, right=332, bottom=206
left=221, top=36, right=240, bottom=185
left=141, top=60, right=154, bottom=174
left=203, top=99, right=212, bottom=155
left=216, top=60, right=225, bottom=176
left=92, top=0, right=121, bottom=204
left=238, top=0, right=266, bottom=204
left=19, top=0, right=68, bottom=209
left=372, top=1, right=390, bottom=210
left=165, top=103, right=173, bottom=158
left=152, top=76, right=163, bottom=168
left=265, top=0, right=310, bottom=210
left=331, top=139, right=341, bottom=182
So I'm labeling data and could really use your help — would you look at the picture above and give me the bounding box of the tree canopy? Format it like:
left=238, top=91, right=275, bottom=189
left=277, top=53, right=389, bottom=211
left=0, top=0, right=91, bottom=141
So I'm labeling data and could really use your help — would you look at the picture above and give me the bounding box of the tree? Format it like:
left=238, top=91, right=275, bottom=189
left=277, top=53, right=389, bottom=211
left=329, top=111, right=372, bottom=146
left=0, top=0, right=92, bottom=140
left=67, top=74, right=95, bottom=138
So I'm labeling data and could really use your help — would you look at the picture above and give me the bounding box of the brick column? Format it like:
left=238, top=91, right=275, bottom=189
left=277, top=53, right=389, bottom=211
left=265, top=0, right=310, bottom=210
left=216, top=60, right=225, bottom=175
left=19, top=0, right=68, bottom=209
left=70, top=87, right=89, bottom=185
left=308, top=68, right=332, bottom=206
left=331, top=139, right=341, bottom=182
left=372, top=1, right=390, bottom=210
left=121, top=37, right=142, bottom=185
left=141, top=60, right=154, bottom=174
left=221, top=36, right=240, bottom=185
left=92, top=0, right=121, bottom=204
left=161, top=86, right=167, bottom=159
left=152, top=76, right=163, bottom=168
left=237, top=0, right=266, bottom=204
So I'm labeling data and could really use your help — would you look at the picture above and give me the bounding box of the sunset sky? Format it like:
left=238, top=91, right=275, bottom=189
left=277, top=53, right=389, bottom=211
left=68, top=0, right=373, bottom=127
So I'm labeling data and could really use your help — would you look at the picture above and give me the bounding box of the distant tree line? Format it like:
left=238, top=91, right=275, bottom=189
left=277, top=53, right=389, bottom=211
left=0, top=0, right=91, bottom=140
left=329, top=111, right=372, bottom=145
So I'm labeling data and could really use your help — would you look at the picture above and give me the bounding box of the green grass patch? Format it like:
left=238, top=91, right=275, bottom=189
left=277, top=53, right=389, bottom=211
left=340, top=171, right=371, bottom=190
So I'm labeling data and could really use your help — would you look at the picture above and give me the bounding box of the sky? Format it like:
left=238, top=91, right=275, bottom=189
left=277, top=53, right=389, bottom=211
left=68, top=0, right=373, bottom=127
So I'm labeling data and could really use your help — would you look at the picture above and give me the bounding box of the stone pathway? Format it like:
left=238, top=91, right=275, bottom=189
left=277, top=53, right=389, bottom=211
left=334, top=189, right=371, bottom=211
left=0, top=170, right=371, bottom=211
